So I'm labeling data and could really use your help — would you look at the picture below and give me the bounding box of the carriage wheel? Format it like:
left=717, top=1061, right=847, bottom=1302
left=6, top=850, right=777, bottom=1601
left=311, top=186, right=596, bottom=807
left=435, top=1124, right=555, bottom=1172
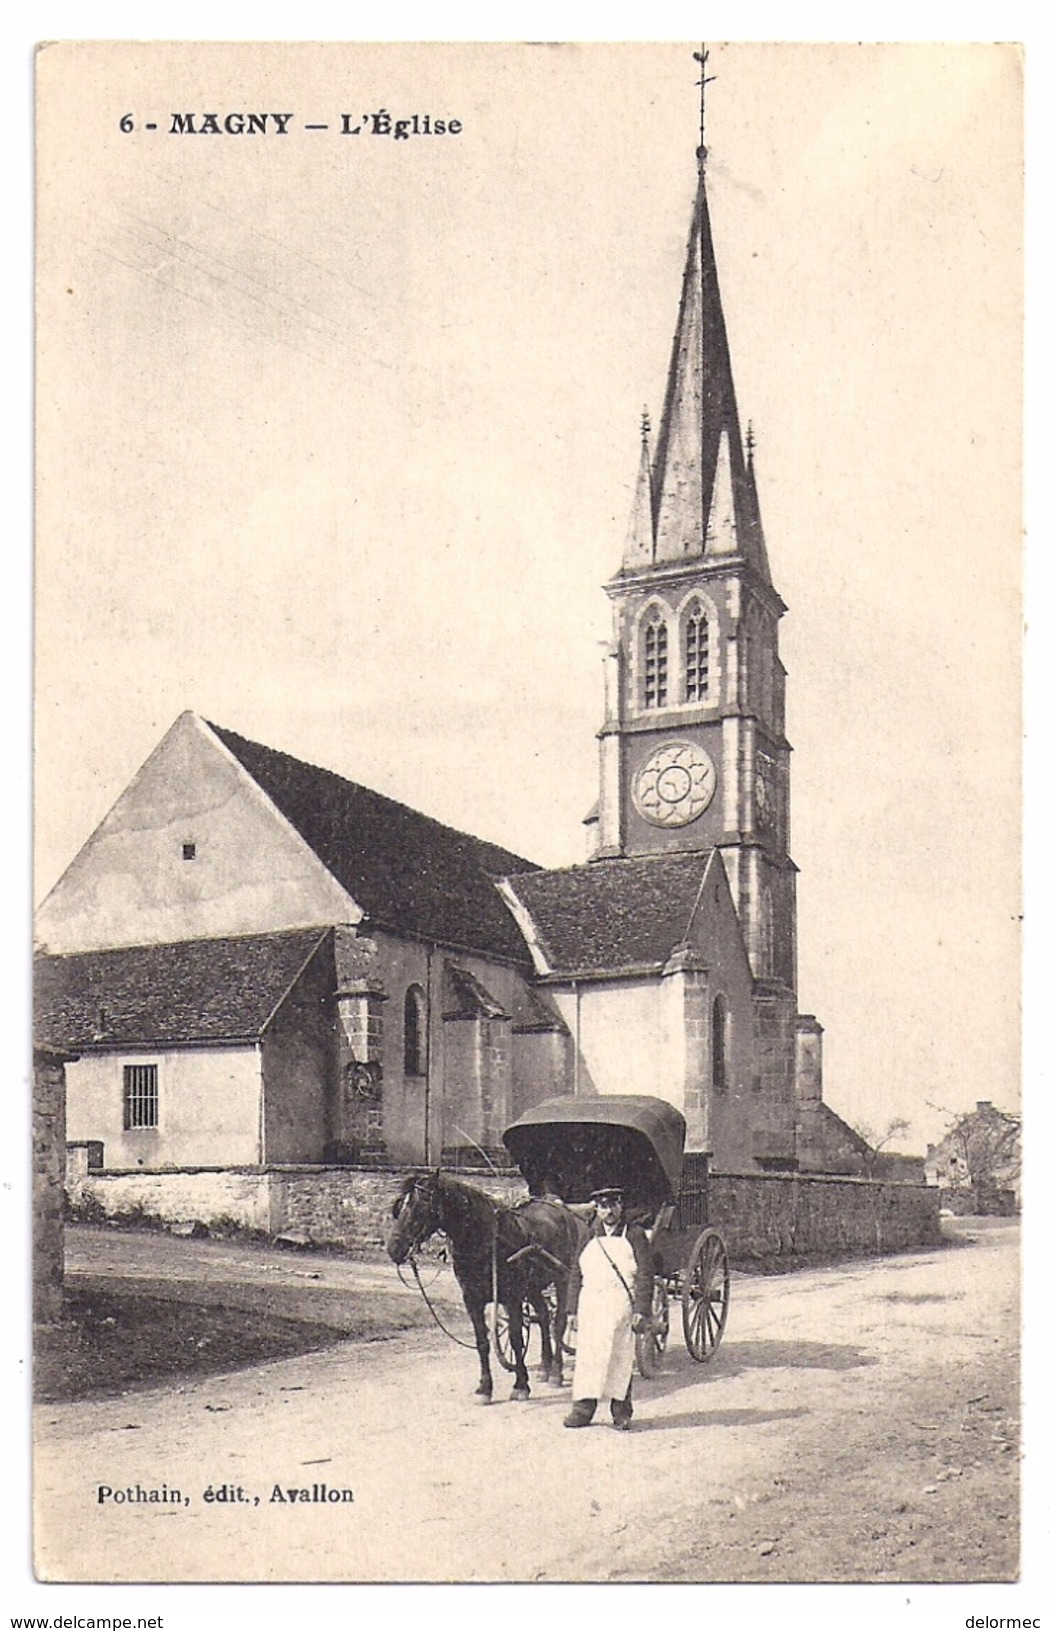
left=494, top=1303, right=531, bottom=1372
left=635, top=1278, right=670, bottom=1378
left=681, top=1228, right=730, bottom=1362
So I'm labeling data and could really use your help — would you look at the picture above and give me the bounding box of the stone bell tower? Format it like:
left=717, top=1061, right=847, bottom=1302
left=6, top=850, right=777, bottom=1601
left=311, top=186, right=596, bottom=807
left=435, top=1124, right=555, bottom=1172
left=591, top=126, right=797, bottom=999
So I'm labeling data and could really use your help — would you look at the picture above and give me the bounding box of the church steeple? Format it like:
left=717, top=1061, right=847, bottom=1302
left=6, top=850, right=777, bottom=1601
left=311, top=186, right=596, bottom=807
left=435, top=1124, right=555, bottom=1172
left=642, top=145, right=770, bottom=580
left=595, top=66, right=796, bottom=995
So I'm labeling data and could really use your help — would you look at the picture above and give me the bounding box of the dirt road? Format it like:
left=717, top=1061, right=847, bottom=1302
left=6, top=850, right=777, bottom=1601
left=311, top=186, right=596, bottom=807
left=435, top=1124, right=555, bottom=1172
left=34, top=1220, right=1019, bottom=1583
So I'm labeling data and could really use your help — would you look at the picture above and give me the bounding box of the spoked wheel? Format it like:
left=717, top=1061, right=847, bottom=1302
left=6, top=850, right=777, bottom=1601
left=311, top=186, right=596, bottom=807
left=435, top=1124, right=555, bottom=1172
left=635, top=1278, right=670, bottom=1378
left=494, top=1303, right=531, bottom=1372
left=682, top=1228, right=730, bottom=1362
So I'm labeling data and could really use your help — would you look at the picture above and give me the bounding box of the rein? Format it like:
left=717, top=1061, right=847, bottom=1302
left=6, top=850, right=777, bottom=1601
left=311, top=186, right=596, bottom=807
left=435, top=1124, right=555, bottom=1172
left=397, top=1175, right=505, bottom=1357
left=398, top=1255, right=479, bottom=1349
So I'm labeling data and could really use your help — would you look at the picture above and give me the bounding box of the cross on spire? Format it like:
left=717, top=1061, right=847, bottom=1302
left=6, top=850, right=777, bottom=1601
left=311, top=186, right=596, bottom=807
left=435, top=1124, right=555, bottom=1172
left=693, top=45, right=717, bottom=163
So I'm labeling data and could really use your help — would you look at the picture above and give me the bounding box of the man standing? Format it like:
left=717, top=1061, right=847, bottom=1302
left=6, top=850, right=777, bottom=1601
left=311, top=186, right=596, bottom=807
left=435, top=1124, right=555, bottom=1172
left=563, top=1186, right=654, bottom=1431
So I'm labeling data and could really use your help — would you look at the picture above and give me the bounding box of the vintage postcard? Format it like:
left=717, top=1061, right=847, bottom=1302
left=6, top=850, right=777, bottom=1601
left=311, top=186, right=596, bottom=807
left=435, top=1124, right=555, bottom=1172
left=31, top=41, right=1024, bottom=1590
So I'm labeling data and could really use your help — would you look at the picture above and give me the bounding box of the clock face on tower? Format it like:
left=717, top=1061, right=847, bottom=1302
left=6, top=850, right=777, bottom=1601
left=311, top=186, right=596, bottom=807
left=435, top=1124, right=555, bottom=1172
left=632, top=741, right=717, bottom=828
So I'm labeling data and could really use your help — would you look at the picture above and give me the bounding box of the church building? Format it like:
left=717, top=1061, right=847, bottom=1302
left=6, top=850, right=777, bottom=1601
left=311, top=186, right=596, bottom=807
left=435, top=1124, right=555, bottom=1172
left=35, top=111, right=848, bottom=1180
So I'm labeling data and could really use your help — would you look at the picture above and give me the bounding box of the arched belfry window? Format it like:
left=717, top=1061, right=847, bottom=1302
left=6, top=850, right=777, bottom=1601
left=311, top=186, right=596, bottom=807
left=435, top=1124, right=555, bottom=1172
left=642, top=614, right=668, bottom=709
left=684, top=608, right=710, bottom=701
left=712, top=996, right=728, bottom=1093
left=404, top=985, right=428, bottom=1078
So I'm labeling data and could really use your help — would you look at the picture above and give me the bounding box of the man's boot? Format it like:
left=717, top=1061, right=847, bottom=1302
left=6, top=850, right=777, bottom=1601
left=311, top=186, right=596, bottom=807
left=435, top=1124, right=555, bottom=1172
left=611, top=1381, right=634, bottom=1431
left=563, top=1399, right=597, bottom=1428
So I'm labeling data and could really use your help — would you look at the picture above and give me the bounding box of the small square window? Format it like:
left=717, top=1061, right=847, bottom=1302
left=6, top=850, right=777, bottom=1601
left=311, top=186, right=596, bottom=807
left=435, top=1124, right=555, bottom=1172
left=182, top=842, right=196, bottom=861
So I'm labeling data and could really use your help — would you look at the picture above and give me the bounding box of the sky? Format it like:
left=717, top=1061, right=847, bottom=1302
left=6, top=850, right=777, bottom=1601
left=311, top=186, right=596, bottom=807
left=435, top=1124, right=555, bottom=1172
left=35, top=42, right=1022, bottom=1155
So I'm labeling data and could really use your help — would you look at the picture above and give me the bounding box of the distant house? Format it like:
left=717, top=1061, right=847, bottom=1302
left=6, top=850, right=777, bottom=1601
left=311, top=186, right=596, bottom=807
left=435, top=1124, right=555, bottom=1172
left=925, top=1102, right=1021, bottom=1212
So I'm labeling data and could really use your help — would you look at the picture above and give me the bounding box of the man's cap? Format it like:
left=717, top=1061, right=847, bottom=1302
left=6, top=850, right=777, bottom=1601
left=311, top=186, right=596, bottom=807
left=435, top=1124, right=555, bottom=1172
left=590, top=1186, right=624, bottom=1203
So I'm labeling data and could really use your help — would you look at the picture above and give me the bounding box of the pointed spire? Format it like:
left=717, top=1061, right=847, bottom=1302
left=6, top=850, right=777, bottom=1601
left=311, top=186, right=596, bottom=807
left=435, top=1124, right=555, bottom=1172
left=643, top=58, right=771, bottom=584
left=651, top=156, right=734, bottom=561
left=622, top=408, right=656, bottom=569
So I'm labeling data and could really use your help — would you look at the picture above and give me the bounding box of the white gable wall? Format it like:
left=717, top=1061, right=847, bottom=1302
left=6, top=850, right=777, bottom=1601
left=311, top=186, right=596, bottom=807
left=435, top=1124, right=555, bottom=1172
left=544, top=980, right=671, bottom=1103
left=36, top=713, right=361, bottom=953
left=65, top=1045, right=263, bottom=1170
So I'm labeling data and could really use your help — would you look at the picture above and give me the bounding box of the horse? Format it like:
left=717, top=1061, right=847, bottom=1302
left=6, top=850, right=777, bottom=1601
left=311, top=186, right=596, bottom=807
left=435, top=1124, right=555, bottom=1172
left=386, top=1170, right=582, bottom=1401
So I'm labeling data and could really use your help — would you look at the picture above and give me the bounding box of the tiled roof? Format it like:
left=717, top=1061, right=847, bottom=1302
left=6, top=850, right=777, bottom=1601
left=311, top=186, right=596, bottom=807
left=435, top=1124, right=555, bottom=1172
left=507, top=852, right=713, bottom=976
left=34, top=929, right=329, bottom=1051
left=813, top=1102, right=873, bottom=1158
left=209, top=722, right=537, bottom=964
left=442, top=964, right=507, bottom=1021
left=508, top=983, right=570, bottom=1035
left=438, top=967, right=568, bottom=1034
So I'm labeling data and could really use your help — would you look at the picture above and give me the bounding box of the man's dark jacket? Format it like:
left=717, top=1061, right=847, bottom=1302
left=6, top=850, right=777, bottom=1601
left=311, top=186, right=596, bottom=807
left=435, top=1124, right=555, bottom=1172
left=566, top=1219, right=655, bottom=1320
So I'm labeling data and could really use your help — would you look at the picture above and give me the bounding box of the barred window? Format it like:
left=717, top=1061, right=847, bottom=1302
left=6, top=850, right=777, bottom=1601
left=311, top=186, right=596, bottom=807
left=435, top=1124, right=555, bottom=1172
left=123, top=1063, right=158, bottom=1130
left=684, top=611, right=710, bottom=701
left=643, top=618, right=668, bottom=709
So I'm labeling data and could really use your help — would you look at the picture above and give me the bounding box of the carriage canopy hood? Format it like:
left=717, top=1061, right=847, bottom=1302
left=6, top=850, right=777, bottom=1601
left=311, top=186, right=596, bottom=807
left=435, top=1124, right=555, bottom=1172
left=503, top=1095, right=686, bottom=1212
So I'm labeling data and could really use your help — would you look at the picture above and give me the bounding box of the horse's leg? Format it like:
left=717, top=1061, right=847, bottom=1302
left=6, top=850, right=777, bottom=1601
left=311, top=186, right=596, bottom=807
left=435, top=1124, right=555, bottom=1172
left=465, top=1292, right=493, bottom=1401
left=549, top=1277, right=567, bottom=1389
left=508, top=1299, right=531, bottom=1401
left=534, top=1290, right=553, bottom=1384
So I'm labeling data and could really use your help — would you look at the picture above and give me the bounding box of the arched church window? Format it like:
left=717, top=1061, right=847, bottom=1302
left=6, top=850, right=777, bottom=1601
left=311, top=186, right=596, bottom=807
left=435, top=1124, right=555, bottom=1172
left=642, top=616, right=668, bottom=709
left=404, top=985, right=427, bottom=1078
left=712, top=995, right=728, bottom=1093
left=684, top=609, right=710, bottom=701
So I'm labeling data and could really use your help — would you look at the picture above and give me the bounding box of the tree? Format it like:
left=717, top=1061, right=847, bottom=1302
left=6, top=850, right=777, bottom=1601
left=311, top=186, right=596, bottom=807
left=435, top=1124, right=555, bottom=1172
left=927, top=1102, right=1021, bottom=1211
left=852, top=1115, right=912, bottom=1180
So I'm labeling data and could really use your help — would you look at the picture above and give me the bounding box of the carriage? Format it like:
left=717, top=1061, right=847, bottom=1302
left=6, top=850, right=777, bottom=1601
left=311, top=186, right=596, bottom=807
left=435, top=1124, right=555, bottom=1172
left=502, top=1094, right=730, bottom=1376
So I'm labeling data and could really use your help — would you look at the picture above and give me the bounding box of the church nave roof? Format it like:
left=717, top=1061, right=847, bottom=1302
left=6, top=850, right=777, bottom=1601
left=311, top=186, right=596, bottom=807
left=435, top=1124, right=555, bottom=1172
left=502, top=851, right=717, bottom=978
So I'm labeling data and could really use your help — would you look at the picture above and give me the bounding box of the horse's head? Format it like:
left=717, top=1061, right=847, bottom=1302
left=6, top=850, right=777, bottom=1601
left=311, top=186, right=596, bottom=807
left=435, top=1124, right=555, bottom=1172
left=385, top=1169, right=443, bottom=1264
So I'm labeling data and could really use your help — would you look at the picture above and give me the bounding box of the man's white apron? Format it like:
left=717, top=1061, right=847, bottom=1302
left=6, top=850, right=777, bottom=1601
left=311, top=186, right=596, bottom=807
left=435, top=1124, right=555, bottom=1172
left=572, top=1232, right=636, bottom=1402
